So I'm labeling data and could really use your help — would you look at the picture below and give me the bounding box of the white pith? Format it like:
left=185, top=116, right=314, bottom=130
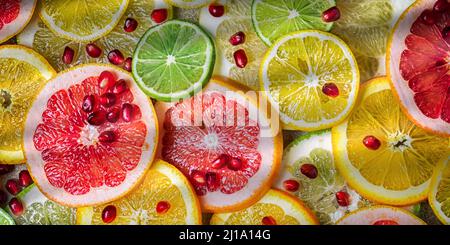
left=78, top=125, right=100, bottom=146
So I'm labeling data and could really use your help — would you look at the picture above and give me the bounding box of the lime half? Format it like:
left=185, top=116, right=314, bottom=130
left=132, top=20, right=215, bottom=102
left=251, top=0, right=335, bottom=45
left=0, top=208, right=15, bottom=225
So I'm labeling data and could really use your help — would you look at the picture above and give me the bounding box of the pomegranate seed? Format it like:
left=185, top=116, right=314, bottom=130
left=124, top=57, right=132, bottom=72
left=5, top=179, right=21, bottom=195
left=108, top=49, right=125, bottom=65
left=0, top=164, right=14, bottom=175
left=322, top=83, right=339, bottom=97
left=434, top=0, right=449, bottom=12
left=262, top=216, right=276, bottom=225
left=101, top=205, right=117, bottom=223
left=283, top=179, right=300, bottom=192
left=229, top=31, right=246, bottom=46
left=373, top=219, right=399, bottom=225
left=192, top=171, right=206, bottom=185
left=205, top=172, right=220, bottom=191
left=363, top=135, right=381, bottom=150
left=82, top=95, right=95, bottom=113
left=112, top=79, right=128, bottom=94
left=421, top=9, right=436, bottom=25
left=98, top=71, right=116, bottom=89
left=156, top=201, right=170, bottom=214
left=335, top=191, right=350, bottom=206
left=87, top=110, right=106, bottom=126
left=18, top=170, right=33, bottom=187
left=9, top=198, right=23, bottom=216
left=442, top=26, right=450, bottom=39
left=300, top=164, right=318, bottom=179
left=436, top=59, right=447, bottom=67
left=208, top=4, right=225, bottom=17
left=211, top=154, right=230, bottom=169
left=121, top=103, right=134, bottom=122
left=151, top=9, right=168, bottom=24
left=322, top=6, right=341, bottom=22
left=107, top=108, right=120, bottom=123
left=85, top=43, right=102, bottom=58
left=0, top=189, right=7, bottom=206
left=99, top=93, right=116, bottom=107
left=233, top=49, right=248, bottom=68
left=98, top=131, right=116, bottom=143
left=124, top=18, right=138, bottom=32
left=62, top=46, right=75, bottom=64
left=228, top=158, right=242, bottom=171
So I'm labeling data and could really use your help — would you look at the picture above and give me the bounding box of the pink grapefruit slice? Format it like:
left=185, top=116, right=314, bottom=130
left=155, top=76, right=282, bottom=212
left=337, top=205, right=426, bottom=225
left=387, top=0, right=450, bottom=136
left=0, top=0, right=36, bottom=44
left=23, top=64, right=158, bottom=207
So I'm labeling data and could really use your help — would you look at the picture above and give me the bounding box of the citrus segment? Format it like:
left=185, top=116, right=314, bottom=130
left=337, top=205, right=426, bottom=225
left=429, top=156, right=450, bottom=224
left=0, top=208, right=15, bottom=225
left=0, top=0, right=36, bottom=44
left=165, top=0, right=212, bottom=9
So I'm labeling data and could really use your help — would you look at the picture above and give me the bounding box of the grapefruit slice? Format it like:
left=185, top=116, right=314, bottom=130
left=0, top=0, right=36, bottom=44
left=336, top=205, right=426, bottom=225
left=155, top=76, right=282, bottom=212
left=23, top=64, right=158, bottom=207
left=387, top=0, right=450, bottom=136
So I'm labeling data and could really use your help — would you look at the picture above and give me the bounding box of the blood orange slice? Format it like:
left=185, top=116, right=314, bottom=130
left=387, top=0, right=450, bottom=136
left=23, top=64, right=158, bottom=207
left=155, top=77, right=282, bottom=212
left=0, top=0, right=36, bottom=44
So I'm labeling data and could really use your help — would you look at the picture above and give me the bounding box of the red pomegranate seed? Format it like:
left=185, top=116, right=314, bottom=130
left=300, top=164, right=318, bottom=179
left=124, top=18, right=138, bottom=32
left=86, top=43, right=102, bottom=58
left=322, top=83, right=339, bottom=97
left=87, top=110, right=106, bottom=126
left=205, top=172, right=220, bottom=190
left=322, top=6, right=341, bottom=22
left=62, top=46, right=74, bottom=64
left=0, top=164, right=14, bottom=175
left=0, top=189, right=7, bottom=206
left=151, top=9, right=168, bottom=24
left=82, top=95, right=95, bottom=113
left=18, top=170, right=33, bottom=187
left=112, top=79, right=128, bottom=94
left=101, top=205, right=117, bottom=223
left=262, top=216, right=277, bottom=225
left=283, top=179, right=300, bottom=192
left=121, top=103, right=134, bottom=122
left=421, top=9, right=436, bottom=25
left=99, top=93, right=116, bottom=107
left=98, top=131, right=116, bottom=143
left=442, top=26, right=450, bottom=39
left=5, top=179, right=21, bottom=195
left=106, top=108, right=120, bottom=123
left=434, top=0, right=449, bottom=12
left=228, top=158, right=242, bottom=171
left=124, top=57, right=132, bottom=72
left=363, top=135, right=381, bottom=150
left=229, top=31, right=246, bottom=46
left=208, top=4, right=225, bottom=17
left=335, top=191, right=350, bottom=206
left=108, top=49, right=125, bottom=65
left=98, top=71, right=116, bottom=89
left=156, top=201, right=170, bottom=214
left=192, top=171, right=206, bottom=185
left=211, top=154, right=230, bottom=169
left=373, top=219, right=399, bottom=225
left=233, top=49, right=248, bottom=68
left=9, top=198, right=23, bottom=216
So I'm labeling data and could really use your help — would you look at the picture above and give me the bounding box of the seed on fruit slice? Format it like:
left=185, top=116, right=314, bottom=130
left=429, top=156, right=450, bottom=224
left=156, top=77, right=282, bottom=212
left=76, top=160, right=202, bottom=225
left=332, top=77, right=449, bottom=206
left=0, top=208, right=15, bottom=225
left=337, top=206, right=426, bottom=225
left=210, top=189, right=318, bottom=225
left=151, top=8, right=169, bottom=23
left=166, top=0, right=213, bottom=9
left=0, top=45, right=56, bottom=165
left=23, top=64, right=158, bottom=207
left=208, top=3, right=225, bottom=17
left=124, top=18, right=138, bottom=32
left=18, top=170, right=33, bottom=187
left=0, top=0, right=37, bottom=44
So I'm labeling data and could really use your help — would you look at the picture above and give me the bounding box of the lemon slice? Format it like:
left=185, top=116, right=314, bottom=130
left=429, top=156, right=450, bottom=224
left=0, top=45, right=55, bottom=165
left=165, top=0, right=212, bottom=9
left=260, top=30, right=359, bottom=131
left=77, top=160, right=202, bottom=225
left=332, top=77, right=449, bottom=206
left=39, top=0, right=129, bottom=42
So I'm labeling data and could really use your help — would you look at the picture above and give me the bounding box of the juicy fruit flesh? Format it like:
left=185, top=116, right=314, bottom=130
left=32, top=74, right=147, bottom=195
left=436, top=161, right=450, bottom=219
left=162, top=92, right=261, bottom=195
left=399, top=6, right=450, bottom=122
left=16, top=199, right=76, bottom=225
left=0, top=0, right=20, bottom=30
left=223, top=203, right=299, bottom=225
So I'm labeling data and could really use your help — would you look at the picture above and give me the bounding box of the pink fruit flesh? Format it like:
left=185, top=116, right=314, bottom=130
left=156, top=201, right=170, bottom=214
left=283, top=179, right=300, bottom=192
left=229, top=32, right=246, bottom=46
left=5, top=179, right=21, bottom=195
left=335, top=191, right=350, bottom=206
left=108, top=50, right=124, bottom=65
left=62, top=47, right=75, bottom=64
left=363, top=135, right=381, bottom=150
left=19, top=170, right=33, bottom=187
left=234, top=49, right=248, bottom=68
left=86, top=43, right=102, bottom=58
left=262, top=216, right=276, bottom=225
left=0, top=0, right=20, bottom=29
left=209, top=4, right=225, bottom=17
left=322, top=6, right=340, bottom=22
left=9, top=198, right=23, bottom=216
left=151, top=9, right=168, bottom=24
left=373, top=219, right=399, bottom=225
left=102, top=205, right=117, bottom=223
left=124, top=18, right=138, bottom=32
left=300, top=164, right=318, bottom=179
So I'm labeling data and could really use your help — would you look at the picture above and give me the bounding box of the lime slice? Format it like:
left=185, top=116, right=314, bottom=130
left=251, top=0, right=335, bottom=45
left=0, top=208, right=15, bottom=225
left=132, top=19, right=215, bottom=102
left=166, top=0, right=212, bottom=9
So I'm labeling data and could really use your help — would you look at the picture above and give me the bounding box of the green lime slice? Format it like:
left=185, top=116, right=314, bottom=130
left=132, top=19, right=215, bottom=102
left=0, top=208, right=15, bottom=225
left=251, top=0, right=335, bottom=45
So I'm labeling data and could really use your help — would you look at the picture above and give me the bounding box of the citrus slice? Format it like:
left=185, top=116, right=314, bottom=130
left=251, top=0, right=336, bottom=46
left=23, top=64, right=158, bottom=207
left=155, top=76, right=282, bottom=212
left=0, top=45, right=55, bottom=165
left=0, top=208, right=15, bottom=225
left=9, top=184, right=76, bottom=225
left=336, top=205, right=426, bottom=225
left=39, top=0, right=129, bottom=42
left=429, top=156, right=450, bottom=224
left=199, top=0, right=267, bottom=90
left=274, top=130, right=371, bottom=224
left=18, top=0, right=173, bottom=72
left=332, top=76, right=449, bottom=206
left=165, top=0, right=212, bottom=9
left=260, top=30, right=359, bottom=131
left=77, top=160, right=201, bottom=225
left=0, top=0, right=36, bottom=44
left=387, top=0, right=450, bottom=136
left=210, top=189, right=318, bottom=225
